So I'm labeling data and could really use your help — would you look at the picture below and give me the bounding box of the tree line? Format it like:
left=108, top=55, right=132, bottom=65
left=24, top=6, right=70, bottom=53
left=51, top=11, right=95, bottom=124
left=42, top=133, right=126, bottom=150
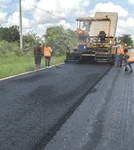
left=0, top=25, right=133, bottom=56
left=0, top=25, right=77, bottom=56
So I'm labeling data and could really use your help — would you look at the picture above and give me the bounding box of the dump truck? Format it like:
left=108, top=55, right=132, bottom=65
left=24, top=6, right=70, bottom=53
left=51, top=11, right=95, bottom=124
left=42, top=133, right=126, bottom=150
left=65, top=12, right=118, bottom=64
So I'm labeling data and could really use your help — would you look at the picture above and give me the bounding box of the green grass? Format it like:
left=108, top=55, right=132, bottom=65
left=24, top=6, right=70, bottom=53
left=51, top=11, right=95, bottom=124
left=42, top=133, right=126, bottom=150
left=0, top=53, right=65, bottom=79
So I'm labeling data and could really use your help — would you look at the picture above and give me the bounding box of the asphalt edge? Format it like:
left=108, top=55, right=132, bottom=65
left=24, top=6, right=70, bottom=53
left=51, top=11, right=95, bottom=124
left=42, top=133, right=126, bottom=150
left=0, top=63, right=64, bottom=81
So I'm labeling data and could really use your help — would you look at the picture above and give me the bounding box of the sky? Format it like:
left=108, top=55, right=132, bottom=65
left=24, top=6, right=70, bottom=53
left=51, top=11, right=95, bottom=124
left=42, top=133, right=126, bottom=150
left=0, top=0, right=134, bottom=39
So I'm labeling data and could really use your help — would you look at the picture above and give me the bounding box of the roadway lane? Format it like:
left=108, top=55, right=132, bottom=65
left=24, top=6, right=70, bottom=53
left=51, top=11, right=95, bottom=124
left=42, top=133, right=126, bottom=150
left=44, top=64, right=134, bottom=150
left=0, top=63, right=111, bottom=150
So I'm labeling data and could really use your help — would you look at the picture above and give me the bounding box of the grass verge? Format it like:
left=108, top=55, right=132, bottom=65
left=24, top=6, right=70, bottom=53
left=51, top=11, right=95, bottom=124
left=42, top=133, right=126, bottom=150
left=0, top=53, right=65, bottom=79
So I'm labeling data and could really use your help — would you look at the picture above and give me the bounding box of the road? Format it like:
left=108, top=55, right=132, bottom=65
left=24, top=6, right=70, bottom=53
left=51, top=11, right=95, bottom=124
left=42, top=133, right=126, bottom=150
left=44, top=62, right=134, bottom=150
left=0, top=63, right=111, bottom=150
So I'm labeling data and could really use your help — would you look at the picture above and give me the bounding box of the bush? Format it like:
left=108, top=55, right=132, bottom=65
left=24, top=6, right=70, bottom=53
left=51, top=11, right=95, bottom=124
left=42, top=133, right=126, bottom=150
left=0, top=40, right=19, bottom=55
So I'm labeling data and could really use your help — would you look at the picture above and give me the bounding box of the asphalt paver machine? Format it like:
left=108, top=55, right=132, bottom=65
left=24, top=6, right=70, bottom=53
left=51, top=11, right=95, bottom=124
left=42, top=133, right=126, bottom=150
left=65, top=12, right=118, bottom=64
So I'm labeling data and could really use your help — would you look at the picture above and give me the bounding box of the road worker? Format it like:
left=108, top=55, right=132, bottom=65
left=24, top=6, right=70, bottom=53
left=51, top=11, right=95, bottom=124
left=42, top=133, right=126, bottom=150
left=116, top=44, right=124, bottom=67
left=44, top=44, right=53, bottom=68
left=123, top=48, right=134, bottom=72
left=34, top=43, right=42, bottom=71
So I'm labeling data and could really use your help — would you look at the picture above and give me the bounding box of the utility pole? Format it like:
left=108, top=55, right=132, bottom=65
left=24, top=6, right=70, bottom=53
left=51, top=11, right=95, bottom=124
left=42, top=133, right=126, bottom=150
left=19, top=0, right=23, bottom=51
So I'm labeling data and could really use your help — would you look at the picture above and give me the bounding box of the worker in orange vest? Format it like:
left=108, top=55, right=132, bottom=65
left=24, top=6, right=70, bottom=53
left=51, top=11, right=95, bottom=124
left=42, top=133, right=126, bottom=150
left=116, top=44, right=124, bottom=66
left=123, top=48, right=134, bottom=72
left=44, top=44, right=53, bottom=68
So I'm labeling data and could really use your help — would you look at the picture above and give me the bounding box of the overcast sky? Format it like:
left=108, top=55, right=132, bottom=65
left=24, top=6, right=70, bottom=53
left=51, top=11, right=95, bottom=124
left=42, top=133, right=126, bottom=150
left=0, top=0, right=134, bottom=39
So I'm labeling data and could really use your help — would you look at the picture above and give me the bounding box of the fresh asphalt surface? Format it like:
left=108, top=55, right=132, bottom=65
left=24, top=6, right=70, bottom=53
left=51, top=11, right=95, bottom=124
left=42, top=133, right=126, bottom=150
left=0, top=63, right=111, bottom=150
left=44, top=59, right=134, bottom=150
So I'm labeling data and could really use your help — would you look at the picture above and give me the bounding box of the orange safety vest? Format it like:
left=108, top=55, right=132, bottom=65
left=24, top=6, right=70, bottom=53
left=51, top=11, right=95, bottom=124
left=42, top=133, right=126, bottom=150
left=117, top=45, right=124, bottom=54
left=126, top=52, right=134, bottom=62
left=44, top=46, right=51, bottom=57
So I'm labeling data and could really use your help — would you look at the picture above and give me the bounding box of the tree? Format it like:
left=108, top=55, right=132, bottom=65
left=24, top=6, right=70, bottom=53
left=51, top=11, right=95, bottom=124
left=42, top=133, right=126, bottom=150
left=44, top=25, right=77, bottom=56
left=9, top=26, right=20, bottom=42
left=66, top=29, right=77, bottom=51
left=23, top=31, right=41, bottom=54
left=119, top=34, right=133, bottom=46
left=0, top=26, right=20, bottom=42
